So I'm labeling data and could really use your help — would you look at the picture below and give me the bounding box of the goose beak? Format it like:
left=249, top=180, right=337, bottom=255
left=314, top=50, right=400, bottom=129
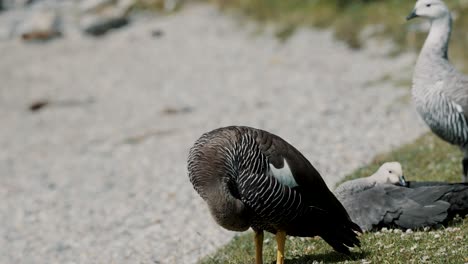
left=399, top=175, right=407, bottom=187
left=406, top=9, right=418, bottom=20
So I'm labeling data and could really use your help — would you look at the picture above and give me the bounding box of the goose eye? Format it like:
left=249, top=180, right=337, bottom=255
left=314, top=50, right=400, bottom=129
left=388, top=170, right=393, bottom=174
left=426, top=4, right=431, bottom=7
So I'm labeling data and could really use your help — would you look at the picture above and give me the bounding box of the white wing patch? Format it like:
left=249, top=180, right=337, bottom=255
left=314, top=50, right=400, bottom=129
left=269, top=159, right=298, bottom=187
left=454, top=103, right=463, bottom=113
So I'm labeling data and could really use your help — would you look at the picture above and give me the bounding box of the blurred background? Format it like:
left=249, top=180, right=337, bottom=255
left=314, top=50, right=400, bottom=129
left=0, top=0, right=466, bottom=263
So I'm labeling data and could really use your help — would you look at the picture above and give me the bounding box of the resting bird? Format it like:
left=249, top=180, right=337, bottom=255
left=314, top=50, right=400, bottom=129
left=407, top=0, right=468, bottom=182
left=335, top=162, right=468, bottom=231
left=188, top=126, right=361, bottom=264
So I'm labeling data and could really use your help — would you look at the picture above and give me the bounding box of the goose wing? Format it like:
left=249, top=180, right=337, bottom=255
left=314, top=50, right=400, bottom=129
left=341, top=184, right=450, bottom=231
left=241, top=126, right=361, bottom=253
left=248, top=127, right=357, bottom=227
left=253, top=130, right=340, bottom=200
left=404, top=182, right=468, bottom=216
left=448, top=73, right=468, bottom=119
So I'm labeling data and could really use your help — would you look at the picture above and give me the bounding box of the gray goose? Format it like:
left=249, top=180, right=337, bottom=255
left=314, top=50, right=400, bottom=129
left=188, top=126, right=361, bottom=264
left=335, top=162, right=468, bottom=231
left=407, top=0, right=468, bottom=182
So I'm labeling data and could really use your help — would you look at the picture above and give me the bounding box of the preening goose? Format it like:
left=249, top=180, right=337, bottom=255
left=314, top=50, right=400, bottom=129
left=407, top=0, right=468, bottom=182
left=188, top=126, right=361, bottom=264
left=335, top=162, right=468, bottom=231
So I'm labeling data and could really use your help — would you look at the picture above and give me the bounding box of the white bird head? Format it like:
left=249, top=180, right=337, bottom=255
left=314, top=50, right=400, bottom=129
left=407, top=0, right=450, bottom=21
left=370, top=162, right=406, bottom=186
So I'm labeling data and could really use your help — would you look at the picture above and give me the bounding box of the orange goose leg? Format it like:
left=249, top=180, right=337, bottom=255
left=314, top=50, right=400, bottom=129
left=276, top=230, right=286, bottom=264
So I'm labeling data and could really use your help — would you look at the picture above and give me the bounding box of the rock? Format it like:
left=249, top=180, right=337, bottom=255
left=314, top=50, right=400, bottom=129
left=80, top=11, right=129, bottom=36
left=80, top=16, right=128, bottom=36
left=151, top=28, right=163, bottom=38
left=19, top=9, right=61, bottom=41
left=79, top=0, right=134, bottom=36
left=29, top=100, right=49, bottom=112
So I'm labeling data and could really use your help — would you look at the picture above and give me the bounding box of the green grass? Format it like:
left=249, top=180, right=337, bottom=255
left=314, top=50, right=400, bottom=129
left=200, top=133, right=468, bottom=263
left=201, top=223, right=468, bottom=263
left=343, top=132, right=463, bottom=184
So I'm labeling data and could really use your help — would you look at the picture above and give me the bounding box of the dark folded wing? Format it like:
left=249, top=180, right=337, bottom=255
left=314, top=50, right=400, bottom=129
left=341, top=185, right=450, bottom=231
left=255, top=128, right=352, bottom=216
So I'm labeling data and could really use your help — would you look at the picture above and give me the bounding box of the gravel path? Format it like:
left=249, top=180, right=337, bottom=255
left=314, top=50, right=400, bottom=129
left=0, top=3, right=427, bottom=264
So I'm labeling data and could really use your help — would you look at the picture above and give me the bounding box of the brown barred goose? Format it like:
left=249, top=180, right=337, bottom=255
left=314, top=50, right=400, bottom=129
left=187, top=126, right=361, bottom=264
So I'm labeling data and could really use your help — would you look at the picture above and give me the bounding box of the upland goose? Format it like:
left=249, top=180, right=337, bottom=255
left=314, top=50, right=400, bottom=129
left=188, top=126, right=361, bottom=264
left=335, top=162, right=468, bottom=231
left=407, top=0, right=468, bottom=182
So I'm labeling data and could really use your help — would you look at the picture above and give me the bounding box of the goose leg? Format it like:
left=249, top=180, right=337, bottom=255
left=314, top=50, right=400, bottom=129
left=276, top=230, right=286, bottom=264
left=254, top=230, right=264, bottom=264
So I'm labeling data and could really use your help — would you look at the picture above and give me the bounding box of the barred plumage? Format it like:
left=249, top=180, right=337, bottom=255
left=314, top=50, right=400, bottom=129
left=417, top=90, right=468, bottom=148
left=408, top=0, right=468, bottom=182
left=188, top=126, right=361, bottom=263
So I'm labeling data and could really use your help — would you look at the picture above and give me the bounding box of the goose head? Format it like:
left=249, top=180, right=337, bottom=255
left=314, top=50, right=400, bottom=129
left=407, top=0, right=450, bottom=21
left=369, top=162, right=406, bottom=186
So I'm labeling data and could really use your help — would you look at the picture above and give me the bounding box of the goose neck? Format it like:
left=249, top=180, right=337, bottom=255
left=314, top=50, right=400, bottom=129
left=420, top=14, right=452, bottom=61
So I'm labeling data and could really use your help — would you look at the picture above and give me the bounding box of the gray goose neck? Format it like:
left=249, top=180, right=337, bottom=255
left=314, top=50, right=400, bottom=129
left=419, top=14, right=452, bottom=62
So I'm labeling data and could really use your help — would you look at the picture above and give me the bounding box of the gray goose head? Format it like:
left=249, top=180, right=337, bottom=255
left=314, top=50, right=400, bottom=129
left=407, top=0, right=450, bottom=21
